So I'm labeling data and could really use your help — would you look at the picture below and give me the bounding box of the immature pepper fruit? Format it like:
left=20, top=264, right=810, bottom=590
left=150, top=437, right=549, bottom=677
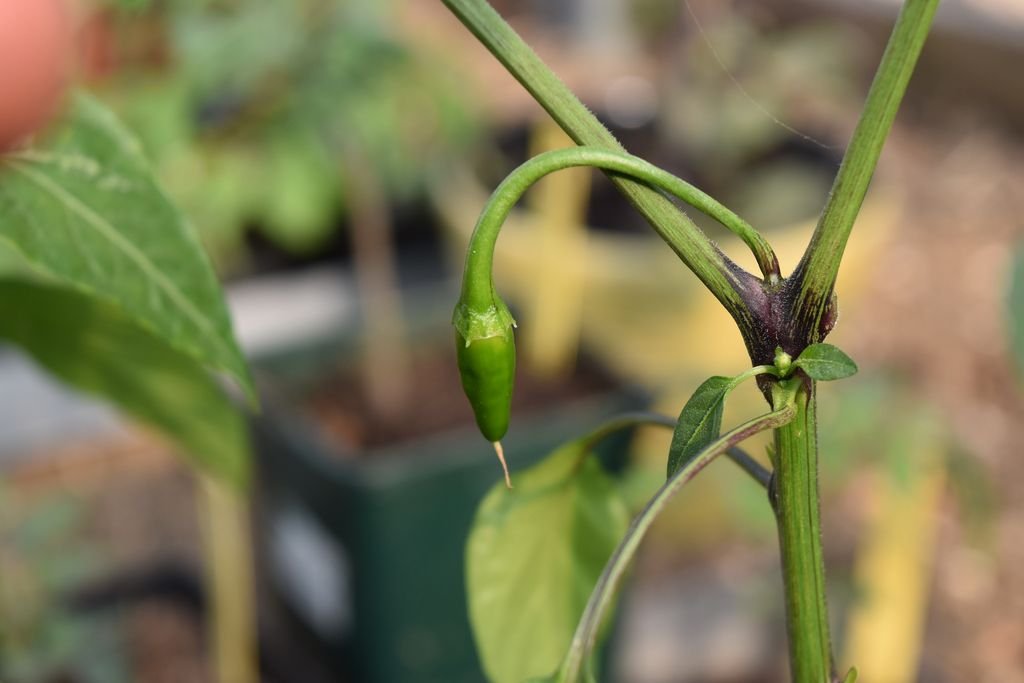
left=453, top=295, right=516, bottom=487
left=453, top=146, right=783, bottom=488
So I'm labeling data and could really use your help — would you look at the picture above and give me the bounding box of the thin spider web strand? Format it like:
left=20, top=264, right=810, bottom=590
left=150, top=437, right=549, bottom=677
left=683, top=0, right=838, bottom=152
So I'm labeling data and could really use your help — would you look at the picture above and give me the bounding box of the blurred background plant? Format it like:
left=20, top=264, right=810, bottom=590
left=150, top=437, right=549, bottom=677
left=88, top=0, right=480, bottom=271
left=0, top=488, right=127, bottom=683
left=88, top=0, right=488, bottom=420
left=0, top=0, right=1021, bottom=681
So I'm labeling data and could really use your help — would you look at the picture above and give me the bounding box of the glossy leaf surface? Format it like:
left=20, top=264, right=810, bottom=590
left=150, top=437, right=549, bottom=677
left=793, top=343, right=858, bottom=381
left=0, top=279, right=250, bottom=486
left=666, top=376, right=730, bottom=477
left=0, top=93, right=252, bottom=398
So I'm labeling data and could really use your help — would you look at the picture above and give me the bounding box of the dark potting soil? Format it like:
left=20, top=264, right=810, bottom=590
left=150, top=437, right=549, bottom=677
left=303, top=347, right=615, bottom=455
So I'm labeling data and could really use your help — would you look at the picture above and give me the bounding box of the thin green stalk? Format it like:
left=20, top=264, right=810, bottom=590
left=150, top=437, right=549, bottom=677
left=577, top=411, right=676, bottom=451
left=461, top=147, right=779, bottom=309
left=776, top=4, right=938, bottom=679
left=770, top=382, right=832, bottom=682
left=576, top=412, right=775, bottom=489
left=734, top=364, right=781, bottom=384
left=561, top=401, right=798, bottom=682
left=442, top=0, right=763, bottom=322
left=791, top=0, right=939, bottom=335
left=577, top=411, right=774, bottom=488
left=726, top=446, right=772, bottom=489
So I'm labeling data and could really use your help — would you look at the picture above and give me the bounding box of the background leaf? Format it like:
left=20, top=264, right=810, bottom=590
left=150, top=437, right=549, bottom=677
left=1008, top=242, right=1024, bottom=380
left=0, top=279, right=250, bottom=486
left=794, top=343, right=858, bottom=381
left=466, top=441, right=629, bottom=683
left=666, top=376, right=730, bottom=477
left=524, top=672, right=595, bottom=683
left=0, top=93, right=252, bottom=398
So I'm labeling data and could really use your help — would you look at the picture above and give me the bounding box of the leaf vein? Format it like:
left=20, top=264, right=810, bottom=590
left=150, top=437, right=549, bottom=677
left=5, top=159, right=228, bottom=361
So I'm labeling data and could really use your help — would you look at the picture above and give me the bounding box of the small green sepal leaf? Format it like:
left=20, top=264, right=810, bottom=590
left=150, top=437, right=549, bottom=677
left=793, top=343, right=858, bottom=381
left=666, top=376, right=730, bottom=477
left=466, top=439, right=628, bottom=683
left=453, top=294, right=516, bottom=344
left=841, top=666, right=859, bottom=683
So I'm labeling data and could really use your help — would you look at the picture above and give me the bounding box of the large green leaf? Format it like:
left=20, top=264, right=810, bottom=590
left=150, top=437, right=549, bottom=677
left=0, top=279, right=249, bottom=486
left=0, top=93, right=252, bottom=398
left=1009, top=242, right=1024, bottom=381
left=666, top=375, right=730, bottom=477
left=466, top=441, right=629, bottom=683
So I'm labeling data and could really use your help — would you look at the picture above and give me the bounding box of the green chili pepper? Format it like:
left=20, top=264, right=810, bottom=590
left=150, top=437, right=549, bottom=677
left=454, top=294, right=516, bottom=487
left=456, top=327, right=515, bottom=440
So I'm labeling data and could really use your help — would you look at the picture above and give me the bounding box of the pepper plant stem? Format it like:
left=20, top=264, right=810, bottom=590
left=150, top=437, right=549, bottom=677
left=562, top=400, right=798, bottom=682
left=460, top=147, right=779, bottom=310
left=577, top=412, right=775, bottom=489
left=790, top=0, right=939, bottom=338
left=442, top=0, right=762, bottom=324
left=727, top=446, right=773, bottom=489
left=771, top=381, right=832, bottom=682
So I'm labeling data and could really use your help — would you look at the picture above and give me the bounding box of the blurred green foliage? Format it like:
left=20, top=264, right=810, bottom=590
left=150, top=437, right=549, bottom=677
left=820, top=377, right=995, bottom=547
left=659, top=12, right=866, bottom=234
left=1008, top=241, right=1024, bottom=381
left=0, top=489, right=129, bottom=683
left=98, top=0, right=482, bottom=270
left=663, top=16, right=861, bottom=165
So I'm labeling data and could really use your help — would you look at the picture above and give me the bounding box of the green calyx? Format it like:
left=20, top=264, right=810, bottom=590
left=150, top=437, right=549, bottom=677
left=453, top=296, right=516, bottom=345
left=454, top=295, right=517, bottom=443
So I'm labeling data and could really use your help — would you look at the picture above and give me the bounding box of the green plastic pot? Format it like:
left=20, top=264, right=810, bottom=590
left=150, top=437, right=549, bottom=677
left=251, top=350, right=645, bottom=683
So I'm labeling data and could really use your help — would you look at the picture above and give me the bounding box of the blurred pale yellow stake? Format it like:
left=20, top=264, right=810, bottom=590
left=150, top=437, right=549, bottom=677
left=200, top=476, right=258, bottom=683
left=842, top=431, right=946, bottom=683
left=522, top=120, right=592, bottom=378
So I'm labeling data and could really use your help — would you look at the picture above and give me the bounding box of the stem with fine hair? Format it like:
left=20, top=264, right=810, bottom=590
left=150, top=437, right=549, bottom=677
left=790, top=0, right=939, bottom=339
left=443, top=1, right=940, bottom=681
left=771, top=381, right=833, bottom=682
left=576, top=411, right=775, bottom=487
left=773, top=3, right=938, bottom=680
left=442, top=0, right=763, bottom=324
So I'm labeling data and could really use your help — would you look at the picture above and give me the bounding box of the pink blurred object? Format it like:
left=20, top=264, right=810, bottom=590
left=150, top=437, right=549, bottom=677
left=0, top=0, right=73, bottom=151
